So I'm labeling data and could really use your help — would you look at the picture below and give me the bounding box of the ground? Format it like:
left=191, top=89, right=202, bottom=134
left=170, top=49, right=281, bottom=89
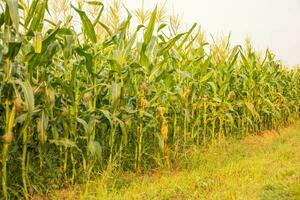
left=44, top=122, right=300, bottom=200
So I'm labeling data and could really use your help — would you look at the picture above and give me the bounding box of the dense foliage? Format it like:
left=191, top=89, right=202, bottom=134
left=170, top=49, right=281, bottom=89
left=0, top=0, right=299, bottom=199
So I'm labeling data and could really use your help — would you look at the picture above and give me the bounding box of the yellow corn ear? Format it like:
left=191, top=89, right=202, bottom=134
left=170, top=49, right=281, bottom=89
left=34, top=32, right=42, bottom=54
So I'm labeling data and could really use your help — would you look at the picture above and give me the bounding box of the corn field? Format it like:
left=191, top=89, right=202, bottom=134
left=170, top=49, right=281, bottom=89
left=0, top=0, right=299, bottom=199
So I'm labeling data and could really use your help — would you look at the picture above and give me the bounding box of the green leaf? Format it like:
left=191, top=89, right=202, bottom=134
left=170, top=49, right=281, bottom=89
left=228, top=45, right=241, bottom=65
left=178, top=23, right=197, bottom=49
left=38, top=110, right=49, bottom=144
left=86, top=1, right=104, bottom=26
left=28, top=0, right=47, bottom=32
left=99, top=109, right=113, bottom=128
left=25, top=0, right=38, bottom=27
left=49, top=139, right=81, bottom=152
left=245, top=102, right=260, bottom=119
left=144, top=6, right=157, bottom=46
left=14, top=80, right=34, bottom=115
left=88, top=140, right=102, bottom=158
left=77, top=118, right=89, bottom=134
left=98, top=21, right=112, bottom=36
left=5, top=0, right=19, bottom=32
left=4, top=41, right=22, bottom=60
left=158, top=33, right=185, bottom=55
left=111, top=82, right=121, bottom=104
left=200, top=71, right=213, bottom=83
left=115, top=118, right=127, bottom=145
left=72, top=5, right=97, bottom=43
left=157, top=23, right=167, bottom=32
left=75, top=47, right=94, bottom=76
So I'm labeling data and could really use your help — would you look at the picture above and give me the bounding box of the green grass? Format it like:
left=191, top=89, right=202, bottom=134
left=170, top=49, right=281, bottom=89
left=48, top=122, right=300, bottom=200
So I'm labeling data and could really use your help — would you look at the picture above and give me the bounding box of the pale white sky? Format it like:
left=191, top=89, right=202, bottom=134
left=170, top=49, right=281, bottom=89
left=122, top=0, right=300, bottom=67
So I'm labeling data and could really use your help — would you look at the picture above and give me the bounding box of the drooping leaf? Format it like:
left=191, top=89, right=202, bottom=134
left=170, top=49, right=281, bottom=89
left=72, top=5, right=97, bottom=43
left=75, top=47, right=94, bottom=76
left=14, top=80, right=34, bottom=115
left=87, top=140, right=102, bottom=158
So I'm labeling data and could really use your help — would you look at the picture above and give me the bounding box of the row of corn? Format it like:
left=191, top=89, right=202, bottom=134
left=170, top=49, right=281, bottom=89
left=0, top=0, right=299, bottom=199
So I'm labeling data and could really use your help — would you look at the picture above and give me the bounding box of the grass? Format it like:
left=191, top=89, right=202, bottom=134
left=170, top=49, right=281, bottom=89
left=46, top=122, right=300, bottom=200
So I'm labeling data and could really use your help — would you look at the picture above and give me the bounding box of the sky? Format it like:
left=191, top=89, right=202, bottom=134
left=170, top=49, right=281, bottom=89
left=122, top=0, right=300, bottom=67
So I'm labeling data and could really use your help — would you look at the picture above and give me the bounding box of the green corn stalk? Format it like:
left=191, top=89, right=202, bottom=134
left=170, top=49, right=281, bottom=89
left=2, top=101, right=15, bottom=200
